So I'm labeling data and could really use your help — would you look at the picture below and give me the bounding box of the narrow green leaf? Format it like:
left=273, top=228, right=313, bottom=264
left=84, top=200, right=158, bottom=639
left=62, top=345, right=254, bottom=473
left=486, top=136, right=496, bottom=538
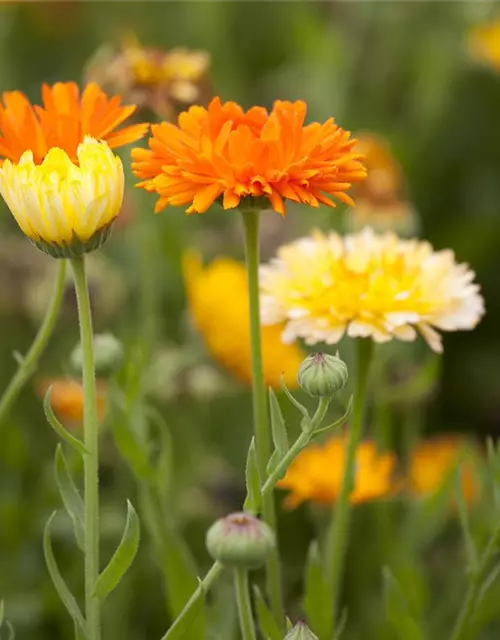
left=333, top=609, right=348, bottom=639
left=243, top=438, right=262, bottom=513
left=313, top=396, right=353, bottom=435
left=455, top=467, right=478, bottom=571
left=43, top=513, right=88, bottom=637
left=146, top=406, right=174, bottom=504
left=110, top=419, right=154, bottom=482
left=266, top=449, right=281, bottom=476
left=54, top=445, right=84, bottom=551
left=383, top=567, right=424, bottom=640
left=304, top=540, right=329, bottom=637
left=252, top=586, right=281, bottom=640
left=92, top=500, right=140, bottom=601
left=0, top=600, right=4, bottom=625
left=161, top=582, right=206, bottom=640
left=269, top=389, right=288, bottom=458
left=4, top=621, right=15, bottom=640
left=280, top=375, right=310, bottom=421
left=44, top=388, right=89, bottom=456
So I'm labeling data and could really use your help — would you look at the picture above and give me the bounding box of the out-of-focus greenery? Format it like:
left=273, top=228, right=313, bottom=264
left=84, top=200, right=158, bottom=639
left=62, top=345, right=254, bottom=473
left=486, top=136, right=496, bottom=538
left=1, top=2, right=500, bottom=639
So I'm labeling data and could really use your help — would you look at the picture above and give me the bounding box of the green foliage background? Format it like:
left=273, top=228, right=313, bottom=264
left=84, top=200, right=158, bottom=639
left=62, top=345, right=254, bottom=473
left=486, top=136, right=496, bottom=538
left=0, top=2, right=500, bottom=639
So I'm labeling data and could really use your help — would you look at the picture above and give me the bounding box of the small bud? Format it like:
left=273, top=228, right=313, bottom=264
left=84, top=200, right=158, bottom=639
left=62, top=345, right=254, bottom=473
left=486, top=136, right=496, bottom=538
left=298, top=352, right=348, bottom=398
left=71, top=333, right=124, bottom=378
left=285, top=620, right=319, bottom=639
left=206, top=512, right=275, bottom=569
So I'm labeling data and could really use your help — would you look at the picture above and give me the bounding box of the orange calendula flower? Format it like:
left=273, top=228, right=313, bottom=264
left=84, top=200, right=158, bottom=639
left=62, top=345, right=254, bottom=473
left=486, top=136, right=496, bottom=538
left=132, top=97, right=366, bottom=215
left=36, top=378, right=107, bottom=425
left=183, top=252, right=304, bottom=388
left=409, top=436, right=480, bottom=503
left=467, top=20, right=500, bottom=72
left=278, top=436, right=397, bottom=508
left=0, top=82, right=148, bottom=165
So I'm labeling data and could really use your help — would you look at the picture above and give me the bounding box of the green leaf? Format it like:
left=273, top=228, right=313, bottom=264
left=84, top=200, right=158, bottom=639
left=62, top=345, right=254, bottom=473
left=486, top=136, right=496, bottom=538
left=304, top=540, right=329, bottom=637
left=269, top=389, right=288, bottom=459
left=92, top=500, right=140, bottom=601
left=252, top=586, right=281, bottom=640
left=243, top=438, right=262, bottom=513
left=3, top=621, right=15, bottom=640
left=383, top=567, right=424, bottom=640
left=455, top=467, right=478, bottom=571
left=43, top=513, right=88, bottom=637
left=110, top=418, right=154, bottom=483
left=146, top=406, right=174, bottom=505
left=266, top=449, right=281, bottom=476
left=43, top=388, right=89, bottom=456
left=313, top=396, right=353, bottom=435
left=0, top=601, right=4, bottom=625
left=280, top=375, right=310, bottom=421
left=161, top=581, right=206, bottom=640
left=333, top=609, right=348, bottom=640
left=54, top=445, right=85, bottom=551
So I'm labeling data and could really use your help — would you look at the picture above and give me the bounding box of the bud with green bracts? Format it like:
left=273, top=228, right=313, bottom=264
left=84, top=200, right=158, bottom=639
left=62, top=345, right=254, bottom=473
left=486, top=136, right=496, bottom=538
left=298, top=352, right=348, bottom=398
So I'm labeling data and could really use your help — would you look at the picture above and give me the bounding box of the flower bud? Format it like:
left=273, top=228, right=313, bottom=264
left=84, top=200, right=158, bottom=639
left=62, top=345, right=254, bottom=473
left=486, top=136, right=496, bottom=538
left=206, top=512, right=275, bottom=569
left=71, top=333, right=124, bottom=378
left=285, top=621, right=319, bottom=639
left=298, top=352, right=348, bottom=398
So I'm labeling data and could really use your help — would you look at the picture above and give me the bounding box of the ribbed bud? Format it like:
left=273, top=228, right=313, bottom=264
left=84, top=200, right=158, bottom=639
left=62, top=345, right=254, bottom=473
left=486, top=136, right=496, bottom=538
left=285, top=621, right=319, bottom=639
left=206, top=512, right=275, bottom=569
left=298, top=352, right=348, bottom=397
left=71, top=333, right=124, bottom=378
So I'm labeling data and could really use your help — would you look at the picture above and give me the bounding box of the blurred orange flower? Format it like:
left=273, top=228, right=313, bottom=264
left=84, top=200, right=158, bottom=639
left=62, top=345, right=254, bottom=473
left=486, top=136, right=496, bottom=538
left=132, top=97, right=366, bottom=215
left=183, top=252, right=304, bottom=389
left=0, top=82, right=148, bottom=165
left=468, top=20, right=500, bottom=72
left=278, top=436, right=397, bottom=508
left=408, top=436, right=480, bottom=503
left=36, top=378, right=107, bottom=425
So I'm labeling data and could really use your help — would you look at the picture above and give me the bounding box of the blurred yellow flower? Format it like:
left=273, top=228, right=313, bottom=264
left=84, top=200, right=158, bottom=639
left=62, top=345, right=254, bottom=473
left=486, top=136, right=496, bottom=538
left=183, top=252, right=304, bottom=388
left=260, top=228, right=484, bottom=353
left=278, top=436, right=397, bottom=508
left=86, top=35, right=211, bottom=118
left=0, top=137, right=124, bottom=258
left=409, top=436, right=479, bottom=502
left=468, top=20, right=500, bottom=72
left=36, top=378, right=107, bottom=426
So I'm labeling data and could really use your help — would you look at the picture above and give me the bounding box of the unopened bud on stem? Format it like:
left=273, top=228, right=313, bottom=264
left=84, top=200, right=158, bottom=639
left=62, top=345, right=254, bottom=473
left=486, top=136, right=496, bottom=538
left=298, top=352, right=348, bottom=398
left=285, top=620, right=319, bottom=639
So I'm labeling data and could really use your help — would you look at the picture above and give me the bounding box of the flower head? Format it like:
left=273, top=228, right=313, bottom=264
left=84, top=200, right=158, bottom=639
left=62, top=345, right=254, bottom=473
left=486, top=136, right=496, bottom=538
left=0, top=81, right=147, bottom=165
left=184, top=252, right=304, bottom=388
left=0, top=137, right=124, bottom=257
left=260, top=228, right=484, bottom=353
left=353, top=133, right=403, bottom=206
left=132, top=97, right=366, bottom=215
left=408, top=436, right=479, bottom=503
left=86, top=35, right=211, bottom=118
left=278, top=436, right=397, bottom=508
left=36, top=377, right=107, bottom=425
left=467, top=20, right=500, bottom=72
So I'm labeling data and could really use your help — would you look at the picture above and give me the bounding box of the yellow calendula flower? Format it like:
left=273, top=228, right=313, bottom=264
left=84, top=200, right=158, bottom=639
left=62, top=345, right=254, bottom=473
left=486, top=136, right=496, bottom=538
left=468, top=20, right=500, bottom=72
left=183, top=252, right=304, bottom=389
left=278, top=436, right=397, bottom=508
left=0, top=137, right=124, bottom=258
left=409, top=436, right=480, bottom=503
left=260, top=228, right=484, bottom=353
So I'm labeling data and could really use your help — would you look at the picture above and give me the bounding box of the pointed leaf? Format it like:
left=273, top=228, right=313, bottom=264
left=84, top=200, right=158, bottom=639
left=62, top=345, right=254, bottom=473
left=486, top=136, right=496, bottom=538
left=243, top=438, right=262, bottom=513
left=110, top=419, right=154, bottom=482
left=92, top=500, right=140, bottom=601
left=280, top=375, right=310, bottom=421
left=383, top=567, right=424, bottom=640
left=313, top=397, right=353, bottom=435
left=161, top=582, right=206, bottom=640
left=54, top=445, right=85, bottom=551
left=304, top=540, right=329, bottom=637
left=0, top=601, right=4, bottom=626
left=269, top=389, right=288, bottom=458
left=44, top=388, right=89, bottom=456
left=43, top=513, right=88, bottom=637
left=266, top=449, right=281, bottom=476
left=253, top=586, right=281, bottom=640
left=146, top=406, right=174, bottom=504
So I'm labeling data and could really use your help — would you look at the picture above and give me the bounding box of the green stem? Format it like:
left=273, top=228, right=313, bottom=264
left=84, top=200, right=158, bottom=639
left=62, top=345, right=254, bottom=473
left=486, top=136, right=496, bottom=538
left=234, top=568, right=257, bottom=640
left=0, top=260, right=66, bottom=428
left=261, top=397, right=330, bottom=500
left=241, top=209, right=284, bottom=628
left=324, top=339, right=373, bottom=637
left=450, top=526, right=500, bottom=640
left=71, top=257, right=101, bottom=640
left=160, top=562, right=224, bottom=640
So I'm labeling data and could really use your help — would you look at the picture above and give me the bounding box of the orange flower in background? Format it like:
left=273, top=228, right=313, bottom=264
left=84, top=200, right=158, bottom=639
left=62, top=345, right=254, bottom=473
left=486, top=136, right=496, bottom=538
left=408, top=436, right=480, bottom=503
left=0, top=82, right=148, bottom=165
left=183, top=252, right=304, bottom=388
left=132, top=97, right=366, bottom=215
left=353, top=133, right=403, bottom=205
left=36, top=378, right=107, bottom=425
left=278, top=436, right=397, bottom=508
left=467, top=20, right=500, bottom=72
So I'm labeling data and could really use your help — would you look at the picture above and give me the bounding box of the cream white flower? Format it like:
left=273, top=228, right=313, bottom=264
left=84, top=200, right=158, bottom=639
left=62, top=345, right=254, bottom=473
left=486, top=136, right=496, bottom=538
left=260, top=228, right=484, bottom=353
left=0, top=137, right=124, bottom=258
